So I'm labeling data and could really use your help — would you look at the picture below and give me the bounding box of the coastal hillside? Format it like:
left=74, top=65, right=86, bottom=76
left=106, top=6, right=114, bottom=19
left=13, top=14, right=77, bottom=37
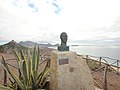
left=19, top=41, right=59, bottom=48
left=0, top=40, right=28, bottom=54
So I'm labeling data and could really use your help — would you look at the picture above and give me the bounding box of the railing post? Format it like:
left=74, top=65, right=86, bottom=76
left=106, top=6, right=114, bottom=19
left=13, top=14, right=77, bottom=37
left=4, top=69, right=7, bottom=86
left=99, top=57, right=102, bottom=67
left=117, top=60, right=119, bottom=74
left=86, top=55, right=89, bottom=63
left=103, top=65, right=108, bottom=90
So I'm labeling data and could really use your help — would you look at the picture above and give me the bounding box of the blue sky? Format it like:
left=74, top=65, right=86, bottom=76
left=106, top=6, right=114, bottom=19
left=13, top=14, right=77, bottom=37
left=0, top=0, right=120, bottom=45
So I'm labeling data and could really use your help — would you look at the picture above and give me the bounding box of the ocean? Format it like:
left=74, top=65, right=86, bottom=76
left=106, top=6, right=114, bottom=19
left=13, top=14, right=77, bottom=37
left=70, top=45, right=120, bottom=59
left=49, top=45, right=120, bottom=66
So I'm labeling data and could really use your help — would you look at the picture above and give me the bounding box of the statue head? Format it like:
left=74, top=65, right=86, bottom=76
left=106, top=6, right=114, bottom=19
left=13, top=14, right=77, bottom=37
left=58, top=32, right=69, bottom=51
left=60, top=32, right=68, bottom=46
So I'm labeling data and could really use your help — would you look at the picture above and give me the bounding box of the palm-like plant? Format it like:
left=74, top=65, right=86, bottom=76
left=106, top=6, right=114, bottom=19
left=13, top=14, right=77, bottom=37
left=0, top=46, right=50, bottom=90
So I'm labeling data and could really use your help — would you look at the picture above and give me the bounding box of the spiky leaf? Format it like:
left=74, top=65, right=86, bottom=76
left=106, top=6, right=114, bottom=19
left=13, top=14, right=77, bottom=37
left=1, top=56, right=25, bottom=90
left=0, top=84, right=13, bottom=90
left=36, top=46, right=40, bottom=70
left=14, top=51, right=21, bottom=67
left=22, top=60, right=29, bottom=86
left=32, top=46, right=36, bottom=71
left=36, top=59, right=50, bottom=88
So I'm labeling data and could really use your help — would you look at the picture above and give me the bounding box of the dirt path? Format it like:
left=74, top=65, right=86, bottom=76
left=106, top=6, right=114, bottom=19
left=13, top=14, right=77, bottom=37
left=0, top=52, right=120, bottom=90
left=92, top=70, right=120, bottom=90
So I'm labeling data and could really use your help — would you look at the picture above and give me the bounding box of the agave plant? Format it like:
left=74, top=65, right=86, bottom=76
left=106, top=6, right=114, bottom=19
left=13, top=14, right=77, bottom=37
left=0, top=46, right=50, bottom=90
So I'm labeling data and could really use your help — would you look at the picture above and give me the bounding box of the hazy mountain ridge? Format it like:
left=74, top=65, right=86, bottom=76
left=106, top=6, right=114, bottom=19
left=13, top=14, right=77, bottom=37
left=19, top=41, right=59, bottom=48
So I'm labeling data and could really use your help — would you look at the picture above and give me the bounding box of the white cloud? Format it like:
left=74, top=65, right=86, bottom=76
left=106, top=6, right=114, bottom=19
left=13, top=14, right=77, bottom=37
left=0, top=0, right=120, bottom=44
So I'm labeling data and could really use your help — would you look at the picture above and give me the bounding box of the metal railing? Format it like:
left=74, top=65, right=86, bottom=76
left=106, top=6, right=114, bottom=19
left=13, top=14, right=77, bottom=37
left=80, top=54, right=120, bottom=90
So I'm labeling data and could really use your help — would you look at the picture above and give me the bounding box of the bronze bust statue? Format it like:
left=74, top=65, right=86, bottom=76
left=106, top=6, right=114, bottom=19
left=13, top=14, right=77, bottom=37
left=58, top=32, right=69, bottom=51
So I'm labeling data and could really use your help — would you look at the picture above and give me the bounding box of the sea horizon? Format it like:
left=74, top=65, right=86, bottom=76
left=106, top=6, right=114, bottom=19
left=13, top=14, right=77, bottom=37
left=49, top=45, right=120, bottom=66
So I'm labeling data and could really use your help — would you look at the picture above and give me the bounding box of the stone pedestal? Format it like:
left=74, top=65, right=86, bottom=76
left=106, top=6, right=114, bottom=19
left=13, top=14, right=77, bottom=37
left=50, top=50, right=95, bottom=90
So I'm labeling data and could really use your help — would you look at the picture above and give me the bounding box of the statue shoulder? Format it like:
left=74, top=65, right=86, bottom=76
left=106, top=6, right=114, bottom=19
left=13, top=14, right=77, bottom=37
left=58, top=46, right=69, bottom=51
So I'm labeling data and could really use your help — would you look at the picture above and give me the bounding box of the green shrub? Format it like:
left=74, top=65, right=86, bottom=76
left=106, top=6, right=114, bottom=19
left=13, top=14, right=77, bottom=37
left=0, top=46, right=50, bottom=90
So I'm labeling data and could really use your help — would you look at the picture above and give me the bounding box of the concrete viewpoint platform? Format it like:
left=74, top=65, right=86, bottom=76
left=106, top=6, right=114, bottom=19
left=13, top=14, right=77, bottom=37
left=50, top=50, right=95, bottom=90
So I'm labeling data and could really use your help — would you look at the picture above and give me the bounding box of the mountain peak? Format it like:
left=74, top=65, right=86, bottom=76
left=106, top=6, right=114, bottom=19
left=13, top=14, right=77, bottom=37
left=9, top=40, right=17, bottom=45
left=0, top=40, right=27, bottom=53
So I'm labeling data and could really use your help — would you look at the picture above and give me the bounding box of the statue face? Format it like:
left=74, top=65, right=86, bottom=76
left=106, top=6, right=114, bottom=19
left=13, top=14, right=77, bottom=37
left=58, top=32, right=69, bottom=51
left=60, top=33, right=68, bottom=43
